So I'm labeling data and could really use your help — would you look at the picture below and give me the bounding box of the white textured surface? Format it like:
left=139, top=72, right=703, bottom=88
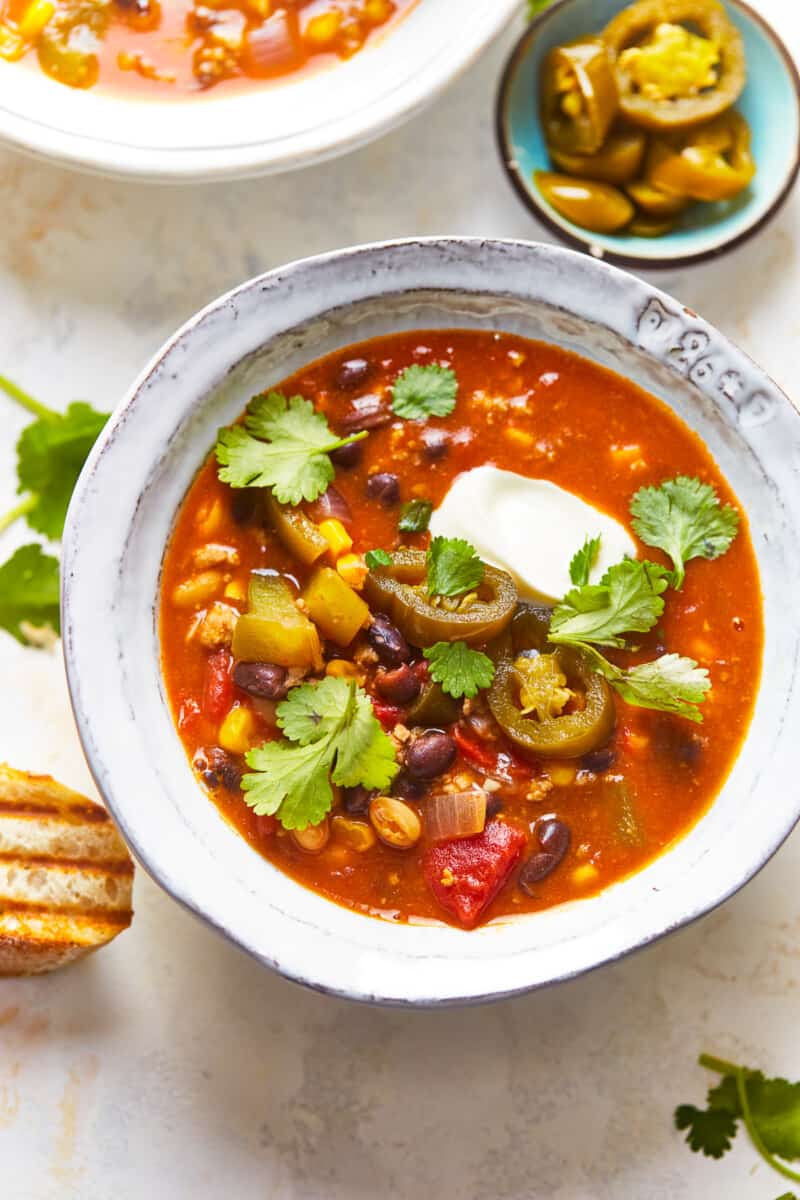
left=0, top=4, right=799, bottom=1195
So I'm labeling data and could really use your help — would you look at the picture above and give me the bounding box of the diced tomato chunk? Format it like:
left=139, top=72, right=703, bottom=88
left=452, top=724, right=526, bottom=781
left=372, top=699, right=403, bottom=730
left=202, top=649, right=234, bottom=721
left=423, top=820, right=527, bottom=927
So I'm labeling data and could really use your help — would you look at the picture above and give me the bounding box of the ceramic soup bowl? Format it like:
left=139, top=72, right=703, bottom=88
left=63, top=238, right=800, bottom=1005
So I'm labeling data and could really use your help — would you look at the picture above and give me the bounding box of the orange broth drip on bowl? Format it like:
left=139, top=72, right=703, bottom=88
left=159, top=330, right=763, bottom=927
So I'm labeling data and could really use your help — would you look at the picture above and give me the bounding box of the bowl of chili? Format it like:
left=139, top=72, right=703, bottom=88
left=0, top=0, right=519, bottom=181
left=63, top=237, right=800, bottom=1004
left=496, top=0, right=800, bottom=268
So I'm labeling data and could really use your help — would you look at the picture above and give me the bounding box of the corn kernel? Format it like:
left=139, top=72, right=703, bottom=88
left=363, top=0, right=393, bottom=21
left=572, top=863, right=599, bottom=887
left=561, top=91, right=583, bottom=118
left=19, top=0, right=54, bottom=39
left=218, top=705, right=255, bottom=755
left=691, top=637, right=715, bottom=662
left=627, top=731, right=650, bottom=754
left=305, top=10, right=342, bottom=45
left=223, top=578, right=247, bottom=603
left=336, top=553, right=368, bottom=590
left=319, top=518, right=353, bottom=560
left=325, top=659, right=359, bottom=679
left=331, top=815, right=377, bottom=853
left=610, top=444, right=646, bottom=470
left=508, top=349, right=526, bottom=368
left=0, top=23, right=25, bottom=58
left=197, top=498, right=224, bottom=538
left=547, top=763, right=577, bottom=787
left=504, top=426, right=534, bottom=448
left=172, top=570, right=223, bottom=609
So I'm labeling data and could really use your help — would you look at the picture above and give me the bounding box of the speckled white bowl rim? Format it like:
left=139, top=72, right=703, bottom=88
left=0, top=2, right=519, bottom=183
left=62, top=237, right=800, bottom=1006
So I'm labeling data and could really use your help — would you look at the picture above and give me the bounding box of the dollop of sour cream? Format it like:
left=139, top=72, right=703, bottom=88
left=428, top=466, right=637, bottom=604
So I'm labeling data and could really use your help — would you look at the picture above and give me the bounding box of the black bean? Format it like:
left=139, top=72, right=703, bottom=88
left=233, top=661, right=289, bottom=700
left=485, top=794, right=504, bottom=820
left=405, top=732, right=457, bottom=781
left=536, top=818, right=571, bottom=863
left=330, top=440, right=364, bottom=470
left=421, top=429, right=450, bottom=461
left=368, top=615, right=410, bottom=664
left=375, top=664, right=421, bottom=705
left=203, top=747, right=242, bottom=793
left=231, top=487, right=259, bottom=525
left=391, top=770, right=427, bottom=801
left=366, top=472, right=400, bottom=506
left=654, top=720, right=706, bottom=766
left=582, top=747, right=616, bottom=774
left=340, top=396, right=392, bottom=433
left=335, top=358, right=371, bottom=390
left=342, top=785, right=374, bottom=816
left=519, top=852, right=560, bottom=894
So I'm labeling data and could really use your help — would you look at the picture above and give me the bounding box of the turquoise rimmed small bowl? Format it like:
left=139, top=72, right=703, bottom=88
left=496, top=0, right=800, bottom=269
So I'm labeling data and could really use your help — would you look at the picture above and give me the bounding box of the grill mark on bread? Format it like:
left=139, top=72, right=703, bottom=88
left=0, top=852, right=134, bottom=874
left=0, top=800, right=110, bottom=823
left=0, top=899, right=131, bottom=922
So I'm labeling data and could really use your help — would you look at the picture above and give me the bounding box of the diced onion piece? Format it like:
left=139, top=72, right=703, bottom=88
left=426, top=787, right=487, bottom=842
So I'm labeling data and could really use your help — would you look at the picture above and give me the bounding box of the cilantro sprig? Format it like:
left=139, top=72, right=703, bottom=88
left=398, top=498, right=433, bottom=534
left=424, top=641, right=495, bottom=699
left=0, top=377, right=107, bottom=648
left=0, top=544, right=60, bottom=644
left=391, top=364, right=458, bottom=420
left=365, top=548, right=393, bottom=569
left=569, top=534, right=601, bottom=588
left=426, top=536, right=484, bottom=598
left=0, top=377, right=108, bottom=540
left=549, top=549, right=709, bottom=721
left=630, top=475, right=739, bottom=589
left=215, top=391, right=366, bottom=506
left=676, top=1053, right=800, bottom=1187
left=242, top=677, right=399, bottom=830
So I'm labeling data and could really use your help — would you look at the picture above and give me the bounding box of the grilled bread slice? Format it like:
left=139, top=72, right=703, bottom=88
left=0, top=765, right=134, bottom=975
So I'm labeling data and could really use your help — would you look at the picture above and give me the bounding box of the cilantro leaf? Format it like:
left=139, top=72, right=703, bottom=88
left=391, top=365, right=458, bottom=420
left=398, top=499, right=433, bottom=534
left=365, top=549, right=393, bottom=569
left=0, top=544, right=61, bottom=645
left=569, top=535, right=602, bottom=587
left=426, top=536, right=484, bottom=598
left=424, top=641, right=495, bottom=699
left=675, top=1104, right=738, bottom=1159
left=630, top=476, right=739, bottom=589
left=215, top=392, right=365, bottom=506
left=14, top=402, right=108, bottom=540
left=582, top=646, right=710, bottom=722
left=550, top=559, right=668, bottom=649
left=242, top=678, right=398, bottom=829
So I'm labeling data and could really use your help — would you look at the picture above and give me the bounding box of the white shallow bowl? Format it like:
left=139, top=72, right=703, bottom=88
left=0, top=2, right=519, bottom=182
left=63, top=238, right=800, bottom=1006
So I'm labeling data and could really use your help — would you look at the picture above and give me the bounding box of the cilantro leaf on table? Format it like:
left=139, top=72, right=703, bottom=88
left=426, top=536, right=484, bottom=598
left=582, top=646, right=711, bottom=723
left=0, top=544, right=61, bottom=645
left=0, top=377, right=108, bottom=540
left=630, top=475, right=739, bottom=589
left=676, top=1054, right=800, bottom=1186
left=424, top=641, right=495, bottom=699
left=365, top=548, right=393, bottom=569
left=674, top=1104, right=738, bottom=1159
left=398, top=498, right=433, bottom=534
left=550, top=559, right=668, bottom=649
left=215, top=391, right=366, bottom=506
left=14, top=401, right=109, bottom=539
left=391, top=364, right=458, bottom=420
left=569, top=535, right=602, bottom=588
left=241, top=678, right=398, bottom=830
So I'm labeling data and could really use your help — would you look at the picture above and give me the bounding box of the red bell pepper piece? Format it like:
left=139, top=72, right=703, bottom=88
left=372, top=699, right=403, bottom=730
left=423, top=820, right=527, bottom=927
left=202, top=649, right=234, bottom=722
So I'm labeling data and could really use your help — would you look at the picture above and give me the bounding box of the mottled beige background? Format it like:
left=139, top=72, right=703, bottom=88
left=0, top=3, right=799, bottom=1195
